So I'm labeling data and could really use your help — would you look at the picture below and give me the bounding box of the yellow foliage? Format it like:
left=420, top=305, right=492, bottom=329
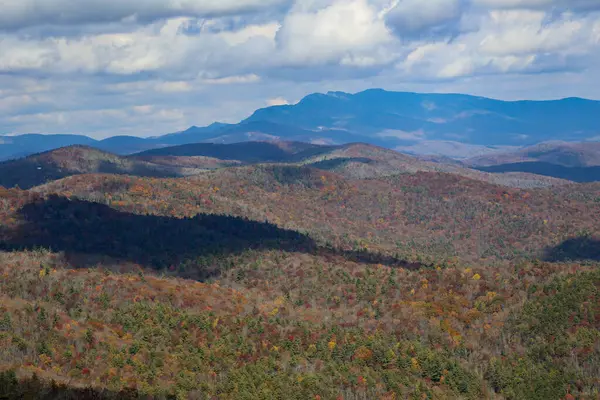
left=328, top=341, right=336, bottom=351
left=472, top=274, right=481, bottom=281
left=411, top=357, right=419, bottom=370
left=39, top=354, right=52, bottom=366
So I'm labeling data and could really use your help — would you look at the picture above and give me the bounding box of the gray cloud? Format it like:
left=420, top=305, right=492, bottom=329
left=385, top=0, right=466, bottom=38
left=472, top=0, right=600, bottom=11
left=0, top=0, right=292, bottom=31
left=0, top=0, right=599, bottom=138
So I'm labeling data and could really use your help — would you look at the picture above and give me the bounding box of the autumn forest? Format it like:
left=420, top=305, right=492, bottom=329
left=1, top=143, right=600, bottom=399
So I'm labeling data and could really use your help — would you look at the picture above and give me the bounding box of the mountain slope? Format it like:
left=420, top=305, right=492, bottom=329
left=476, top=162, right=600, bottom=183
left=243, top=90, right=600, bottom=146
left=1, top=162, right=599, bottom=398
left=297, top=142, right=571, bottom=188
left=30, top=166, right=599, bottom=265
left=467, top=141, right=600, bottom=167
left=0, top=146, right=183, bottom=189
left=134, top=141, right=338, bottom=163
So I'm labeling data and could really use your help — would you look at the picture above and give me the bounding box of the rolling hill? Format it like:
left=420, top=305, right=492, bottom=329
left=0, top=146, right=185, bottom=190
left=465, top=141, right=600, bottom=182
left=1, top=146, right=599, bottom=398
left=134, top=140, right=338, bottom=163
left=0, top=141, right=573, bottom=191
left=475, top=162, right=600, bottom=183
left=22, top=162, right=597, bottom=266
left=466, top=141, right=600, bottom=168
left=135, top=140, right=573, bottom=188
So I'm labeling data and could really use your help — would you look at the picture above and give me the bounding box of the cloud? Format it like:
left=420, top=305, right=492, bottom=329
left=397, top=5, right=600, bottom=79
left=0, top=0, right=292, bottom=31
left=385, top=0, right=465, bottom=38
left=201, top=74, right=261, bottom=85
left=275, top=0, right=396, bottom=66
left=472, top=0, right=600, bottom=12
left=0, top=0, right=599, bottom=138
left=479, top=10, right=585, bottom=56
left=154, top=81, right=193, bottom=93
left=266, top=97, right=290, bottom=106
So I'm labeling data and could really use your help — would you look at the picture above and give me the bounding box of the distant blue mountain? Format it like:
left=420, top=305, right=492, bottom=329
left=1, top=89, right=599, bottom=161
left=0, top=134, right=96, bottom=161
left=155, top=122, right=234, bottom=145
left=243, top=90, right=600, bottom=146
left=476, top=162, right=600, bottom=183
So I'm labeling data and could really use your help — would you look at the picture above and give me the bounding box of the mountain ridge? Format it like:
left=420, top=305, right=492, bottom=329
left=2, top=89, right=600, bottom=164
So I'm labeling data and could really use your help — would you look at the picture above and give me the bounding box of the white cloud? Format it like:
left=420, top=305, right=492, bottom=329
left=275, top=0, right=395, bottom=66
left=201, top=74, right=261, bottom=85
left=154, top=81, right=193, bottom=93
left=266, top=97, right=290, bottom=106
left=397, top=5, right=600, bottom=79
left=479, top=10, right=586, bottom=56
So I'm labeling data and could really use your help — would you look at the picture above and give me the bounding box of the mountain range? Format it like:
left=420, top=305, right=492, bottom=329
left=2, top=89, right=599, bottom=162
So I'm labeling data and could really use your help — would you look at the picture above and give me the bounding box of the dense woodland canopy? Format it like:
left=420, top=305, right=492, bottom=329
left=1, top=144, right=599, bottom=399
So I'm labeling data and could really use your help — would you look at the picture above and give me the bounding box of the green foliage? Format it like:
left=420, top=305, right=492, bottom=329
left=489, top=270, right=600, bottom=399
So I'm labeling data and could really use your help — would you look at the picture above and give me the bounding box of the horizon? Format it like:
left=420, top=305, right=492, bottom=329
left=2, top=88, right=599, bottom=140
left=1, top=1, right=599, bottom=139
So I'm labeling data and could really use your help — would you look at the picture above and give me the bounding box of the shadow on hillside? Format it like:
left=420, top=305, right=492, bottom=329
left=543, top=236, right=600, bottom=262
left=0, top=369, right=160, bottom=400
left=0, top=195, right=425, bottom=280
left=306, top=157, right=374, bottom=170
left=476, top=162, right=600, bottom=183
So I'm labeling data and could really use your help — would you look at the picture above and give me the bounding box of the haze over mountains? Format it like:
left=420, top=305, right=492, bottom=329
left=2, top=89, right=599, bottom=163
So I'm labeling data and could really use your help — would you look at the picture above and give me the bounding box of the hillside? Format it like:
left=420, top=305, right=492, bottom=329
left=297, top=143, right=571, bottom=188
left=132, top=155, right=242, bottom=170
left=467, top=141, right=600, bottom=167
left=0, top=146, right=185, bottom=190
left=0, top=138, right=599, bottom=400
left=134, top=141, right=337, bottom=164
left=476, top=162, right=600, bottom=183
left=1, top=165, right=599, bottom=398
left=22, top=166, right=599, bottom=265
left=1, top=141, right=570, bottom=191
left=135, top=140, right=573, bottom=188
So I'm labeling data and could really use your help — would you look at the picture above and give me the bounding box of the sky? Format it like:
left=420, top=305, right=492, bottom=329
left=0, top=0, right=599, bottom=139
